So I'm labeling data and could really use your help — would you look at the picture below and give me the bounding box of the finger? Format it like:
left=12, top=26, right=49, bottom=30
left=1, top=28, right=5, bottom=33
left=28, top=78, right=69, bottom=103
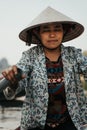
left=0, top=75, right=4, bottom=80
left=12, top=65, right=18, bottom=75
left=2, top=67, right=14, bottom=80
left=9, top=70, right=17, bottom=83
left=2, top=71, right=7, bottom=77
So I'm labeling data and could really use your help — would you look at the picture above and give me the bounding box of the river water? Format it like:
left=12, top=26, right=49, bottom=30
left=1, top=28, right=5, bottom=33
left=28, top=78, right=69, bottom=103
left=0, top=107, right=87, bottom=130
left=0, top=107, right=21, bottom=130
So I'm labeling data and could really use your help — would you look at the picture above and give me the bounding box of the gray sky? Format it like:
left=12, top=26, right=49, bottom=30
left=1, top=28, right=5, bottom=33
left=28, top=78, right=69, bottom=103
left=0, top=0, right=87, bottom=65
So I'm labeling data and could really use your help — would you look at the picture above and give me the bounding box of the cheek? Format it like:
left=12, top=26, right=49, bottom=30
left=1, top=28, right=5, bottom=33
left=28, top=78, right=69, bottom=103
left=58, top=33, right=63, bottom=40
left=61, top=35, right=64, bottom=40
left=40, top=34, right=47, bottom=42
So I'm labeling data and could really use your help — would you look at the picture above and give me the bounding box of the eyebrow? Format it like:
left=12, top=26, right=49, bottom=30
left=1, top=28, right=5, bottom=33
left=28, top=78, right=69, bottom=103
left=54, top=25, right=62, bottom=28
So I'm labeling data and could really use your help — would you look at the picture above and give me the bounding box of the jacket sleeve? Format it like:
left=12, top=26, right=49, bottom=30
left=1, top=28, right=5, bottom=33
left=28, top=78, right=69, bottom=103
left=75, top=48, right=87, bottom=125
left=75, top=48, right=87, bottom=79
left=3, top=50, right=31, bottom=100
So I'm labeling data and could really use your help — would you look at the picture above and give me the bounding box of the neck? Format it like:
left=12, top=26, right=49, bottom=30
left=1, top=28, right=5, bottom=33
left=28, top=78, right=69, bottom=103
left=43, top=46, right=61, bottom=61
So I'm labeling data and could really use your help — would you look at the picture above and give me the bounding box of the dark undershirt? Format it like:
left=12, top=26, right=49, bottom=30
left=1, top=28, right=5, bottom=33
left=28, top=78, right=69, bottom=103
left=46, top=55, right=70, bottom=124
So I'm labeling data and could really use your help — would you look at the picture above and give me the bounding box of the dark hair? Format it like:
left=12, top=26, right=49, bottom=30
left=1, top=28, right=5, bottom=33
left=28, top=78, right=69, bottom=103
left=26, top=26, right=41, bottom=45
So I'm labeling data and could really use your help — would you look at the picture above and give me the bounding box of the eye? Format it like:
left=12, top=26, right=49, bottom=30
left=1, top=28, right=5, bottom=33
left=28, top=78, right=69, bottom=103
left=54, top=29, right=62, bottom=32
left=41, top=29, right=50, bottom=33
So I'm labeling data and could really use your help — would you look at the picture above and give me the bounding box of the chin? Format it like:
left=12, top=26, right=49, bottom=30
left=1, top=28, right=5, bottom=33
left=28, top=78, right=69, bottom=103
left=47, top=46, right=60, bottom=50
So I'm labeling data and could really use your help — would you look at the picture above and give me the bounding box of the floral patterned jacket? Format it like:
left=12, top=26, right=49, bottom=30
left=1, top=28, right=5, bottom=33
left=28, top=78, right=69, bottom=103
left=4, top=44, right=87, bottom=130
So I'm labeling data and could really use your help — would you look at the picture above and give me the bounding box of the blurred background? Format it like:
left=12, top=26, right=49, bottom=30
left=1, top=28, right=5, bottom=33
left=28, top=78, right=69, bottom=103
left=0, top=0, right=87, bottom=129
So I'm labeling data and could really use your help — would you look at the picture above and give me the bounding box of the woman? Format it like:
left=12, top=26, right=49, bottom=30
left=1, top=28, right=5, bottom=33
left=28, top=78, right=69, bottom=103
left=1, top=7, right=87, bottom=130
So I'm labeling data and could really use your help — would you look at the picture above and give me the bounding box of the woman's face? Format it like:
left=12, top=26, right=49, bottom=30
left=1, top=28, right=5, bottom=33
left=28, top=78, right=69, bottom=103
left=39, top=23, right=64, bottom=50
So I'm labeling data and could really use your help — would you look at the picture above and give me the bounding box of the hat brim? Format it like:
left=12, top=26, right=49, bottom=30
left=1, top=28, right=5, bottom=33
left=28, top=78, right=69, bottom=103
left=19, top=21, right=84, bottom=46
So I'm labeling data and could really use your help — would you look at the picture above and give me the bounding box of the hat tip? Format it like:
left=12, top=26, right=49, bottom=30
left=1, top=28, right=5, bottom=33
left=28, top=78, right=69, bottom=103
left=45, top=6, right=54, bottom=10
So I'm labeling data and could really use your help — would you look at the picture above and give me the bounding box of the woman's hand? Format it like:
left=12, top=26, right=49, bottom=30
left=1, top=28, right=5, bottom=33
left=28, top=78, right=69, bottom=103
left=1, top=65, right=18, bottom=83
left=1, top=65, right=25, bottom=84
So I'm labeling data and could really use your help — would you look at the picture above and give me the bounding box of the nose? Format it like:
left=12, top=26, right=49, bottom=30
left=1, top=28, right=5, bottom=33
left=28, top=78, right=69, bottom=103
left=49, top=31, right=56, bottom=38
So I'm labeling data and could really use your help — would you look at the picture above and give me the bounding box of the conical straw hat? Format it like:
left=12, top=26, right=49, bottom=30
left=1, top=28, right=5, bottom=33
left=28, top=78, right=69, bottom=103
left=19, top=6, right=84, bottom=46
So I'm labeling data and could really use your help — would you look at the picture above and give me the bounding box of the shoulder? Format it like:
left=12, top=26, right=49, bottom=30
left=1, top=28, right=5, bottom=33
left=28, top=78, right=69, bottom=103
left=21, top=45, right=43, bottom=60
left=61, top=44, right=84, bottom=63
left=62, top=44, right=82, bottom=55
left=64, top=45, right=82, bottom=52
left=23, top=45, right=43, bottom=55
